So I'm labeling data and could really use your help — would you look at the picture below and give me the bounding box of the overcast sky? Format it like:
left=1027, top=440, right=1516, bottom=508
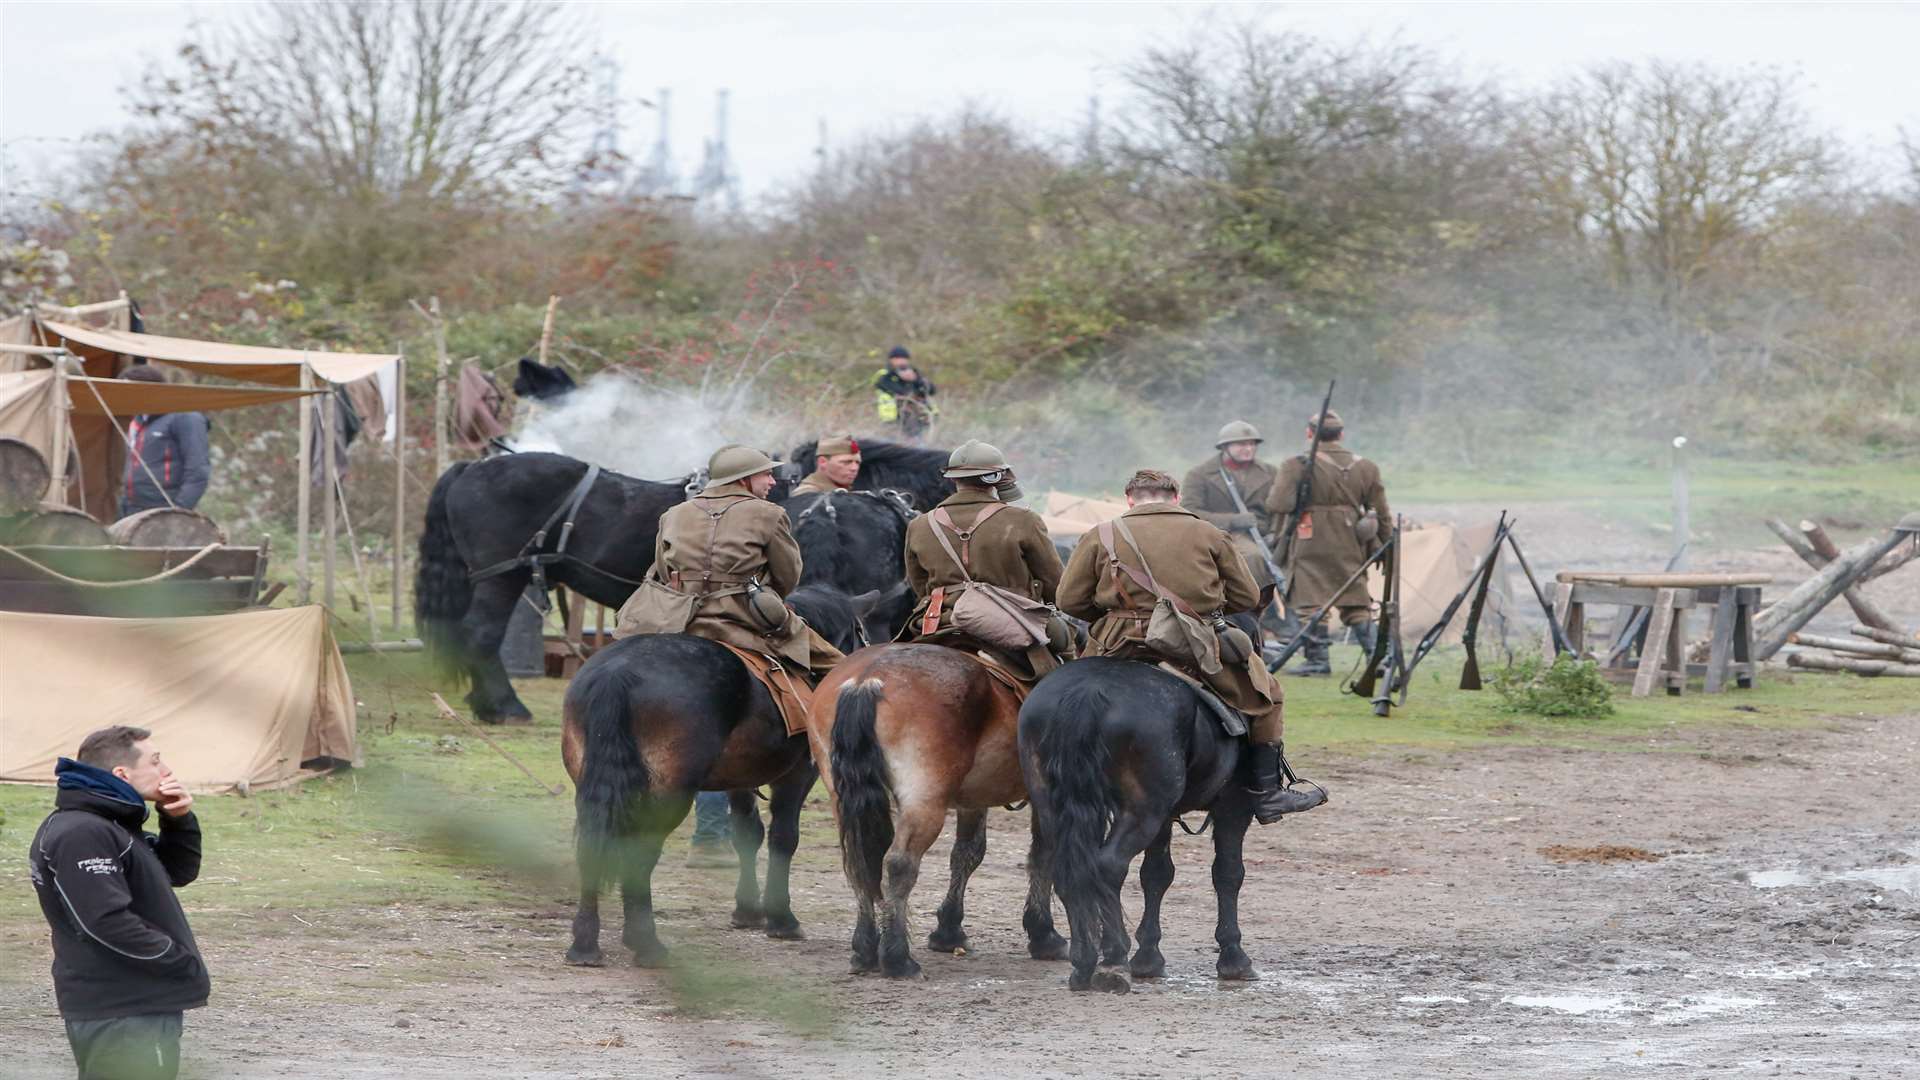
left=3, top=1, right=1917, bottom=210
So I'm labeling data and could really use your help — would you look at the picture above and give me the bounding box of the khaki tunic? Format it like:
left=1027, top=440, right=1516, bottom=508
left=619, top=481, right=844, bottom=676
left=791, top=471, right=844, bottom=497
left=1266, top=444, right=1390, bottom=618
left=902, top=487, right=1065, bottom=676
left=1182, top=454, right=1283, bottom=590
left=1057, top=502, right=1283, bottom=741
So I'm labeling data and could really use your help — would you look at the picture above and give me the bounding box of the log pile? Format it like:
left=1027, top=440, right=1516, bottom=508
left=1785, top=625, right=1920, bottom=677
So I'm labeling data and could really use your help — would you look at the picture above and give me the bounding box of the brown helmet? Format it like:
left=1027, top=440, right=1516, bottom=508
left=1214, top=420, right=1263, bottom=448
left=707, top=444, right=782, bottom=486
left=943, top=439, right=1011, bottom=479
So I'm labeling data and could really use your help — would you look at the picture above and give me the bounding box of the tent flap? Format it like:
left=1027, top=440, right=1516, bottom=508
left=67, top=377, right=320, bottom=416
left=42, top=319, right=398, bottom=387
left=0, top=605, right=358, bottom=792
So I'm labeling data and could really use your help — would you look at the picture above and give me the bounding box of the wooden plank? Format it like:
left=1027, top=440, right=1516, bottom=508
left=1632, top=588, right=1679, bottom=698
left=1733, top=592, right=1757, bottom=689
left=1569, top=583, right=1699, bottom=609
left=1549, top=582, right=1575, bottom=661
left=1704, top=598, right=1739, bottom=693
left=1665, top=603, right=1687, bottom=696
left=1557, top=572, right=1771, bottom=587
left=0, top=579, right=255, bottom=616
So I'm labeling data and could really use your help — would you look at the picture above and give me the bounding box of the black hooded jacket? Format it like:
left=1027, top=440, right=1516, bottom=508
left=28, top=768, right=210, bottom=1020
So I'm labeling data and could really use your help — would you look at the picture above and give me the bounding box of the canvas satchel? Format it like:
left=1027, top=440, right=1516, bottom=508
left=1099, top=517, right=1222, bottom=675
left=925, top=504, right=1053, bottom=651
left=612, top=577, right=697, bottom=639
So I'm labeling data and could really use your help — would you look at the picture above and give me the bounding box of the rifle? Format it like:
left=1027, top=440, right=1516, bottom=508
left=1397, top=513, right=1512, bottom=690
left=1458, top=520, right=1507, bottom=690
left=1265, top=530, right=1395, bottom=672
left=1504, top=531, right=1577, bottom=659
left=1276, top=379, right=1337, bottom=599
left=1349, top=515, right=1406, bottom=715
left=1215, top=464, right=1300, bottom=634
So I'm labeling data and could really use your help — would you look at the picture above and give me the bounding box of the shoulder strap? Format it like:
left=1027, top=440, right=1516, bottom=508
left=1099, top=517, right=1200, bottom=617
left=929, top=503, right=1007, bottom=580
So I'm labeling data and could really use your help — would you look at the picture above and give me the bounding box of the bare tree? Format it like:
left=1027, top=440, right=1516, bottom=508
left=1521, top=62, right=1833, bottom=309
left=135, top=0, right=589, bottom=202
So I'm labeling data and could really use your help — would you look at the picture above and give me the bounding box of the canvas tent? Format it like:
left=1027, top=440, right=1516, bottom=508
left=0, top=605, right=357, bottom=792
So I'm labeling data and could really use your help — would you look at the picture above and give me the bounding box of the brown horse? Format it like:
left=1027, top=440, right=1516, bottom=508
left=806, top=644, right=1068, bottom=978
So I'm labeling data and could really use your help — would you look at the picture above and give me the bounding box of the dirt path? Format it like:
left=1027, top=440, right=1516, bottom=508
left=6, top=710, right=1917, bottom=1079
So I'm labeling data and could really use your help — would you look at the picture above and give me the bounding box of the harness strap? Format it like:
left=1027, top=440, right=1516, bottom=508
left=929, top=503, right=1007, bottom=577
left=468, top=464, right=609, bottom=593
left=1098, top=518, right=1201, bottom=618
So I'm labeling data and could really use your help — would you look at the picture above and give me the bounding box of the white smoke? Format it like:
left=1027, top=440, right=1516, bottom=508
left=513, top=371, right=778, bottom=480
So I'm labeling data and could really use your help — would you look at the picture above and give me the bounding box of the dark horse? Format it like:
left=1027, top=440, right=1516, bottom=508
left=416, top=439, right=949, bottom=724
left=1018, top=650, right=1270, bottom=994
left=560, top=584, right=873, bottom=967
left=786, top=490, right=918, bottom=642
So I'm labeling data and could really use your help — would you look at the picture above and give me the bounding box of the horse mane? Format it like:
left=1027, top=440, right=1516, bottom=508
left=788, top=436, right=954, bottom=512
left=788, top=583, right=859, bottom=653
left=790, top=494, right=847, bottom=586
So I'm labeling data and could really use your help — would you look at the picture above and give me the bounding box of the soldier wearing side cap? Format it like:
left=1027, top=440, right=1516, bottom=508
left=1267, top=409, right=1390, bottom=675
left=792, top=434, right=862, bottom=496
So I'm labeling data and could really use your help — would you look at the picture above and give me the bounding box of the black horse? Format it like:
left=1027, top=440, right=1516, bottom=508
left=1017, top=650, right=1268, bottom=994
left=787, top=490, right=918, bottom=643
left=416, top=439, right=950, bottom=724
left=561, top=584, right=875, bottom=967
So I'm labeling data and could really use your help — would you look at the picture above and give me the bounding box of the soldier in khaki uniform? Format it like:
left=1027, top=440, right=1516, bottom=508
left=1266, top=409, right=1390, bottom=675
left=791, top=434, right=862, bottom=496
left=1058, top=469, right=1324, bottom=823
left=1181, top=420, right=1281, bottom=585
left=614, top=444, right=843, bottom=682
left=901, top=440, right=1065, bottom=679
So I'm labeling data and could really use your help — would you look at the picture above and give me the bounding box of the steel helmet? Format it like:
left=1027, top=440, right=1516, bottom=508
left=707, top=444, right=782, bottom=486
left=943, top=439, right=1011, bottom=479
left=1214, top=420, right=1264, bottom=448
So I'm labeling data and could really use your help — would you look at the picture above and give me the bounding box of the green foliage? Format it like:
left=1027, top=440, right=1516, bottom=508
left=1488, top=655, right=1616, bottom=719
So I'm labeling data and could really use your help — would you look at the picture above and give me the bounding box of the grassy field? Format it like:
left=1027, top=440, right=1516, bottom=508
left=5, top=641, right=1914, bottom=937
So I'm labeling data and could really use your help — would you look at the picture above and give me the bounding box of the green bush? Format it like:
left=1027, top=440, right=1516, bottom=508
left=1488, top=655, right=1615, bottom=719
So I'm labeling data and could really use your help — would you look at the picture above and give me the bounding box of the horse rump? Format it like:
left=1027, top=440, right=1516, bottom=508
left=415, top=461, right=474, bottom=681
left=829, top=677, right=895, bottom=898
left=566, top=654, right=652, bottom=879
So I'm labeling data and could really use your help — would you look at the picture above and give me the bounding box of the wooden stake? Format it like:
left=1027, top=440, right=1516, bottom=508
left=322, top=388, right=337, bottom=612
left=429, top=297, right=449, bottom=479
left=538, top=294, right=560, bottom=367
left=392, top=351, right=406, bottom=630
left=1800, top=520, right=1901, bottom=633
left=1670, top=435, right=1690, bottom=571
left=430, top=693, right=565, bottom=795
left=296, top=365, right=312, bottom=604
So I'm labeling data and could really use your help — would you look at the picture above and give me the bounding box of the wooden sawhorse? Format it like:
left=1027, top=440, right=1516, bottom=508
left=1551, top=574, right=1765, bottom=697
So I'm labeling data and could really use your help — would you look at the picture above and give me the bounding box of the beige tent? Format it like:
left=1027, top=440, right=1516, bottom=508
left=0, top=604, right=358, bottom=792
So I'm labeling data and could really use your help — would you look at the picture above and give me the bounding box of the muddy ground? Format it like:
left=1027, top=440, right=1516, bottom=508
left=6, top=708, right=1918, bottom=1079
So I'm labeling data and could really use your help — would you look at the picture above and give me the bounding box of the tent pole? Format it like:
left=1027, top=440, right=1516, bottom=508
left=297, top=365, right=312, bottom=604
left=393, top=352, right=405, bottom=629
left=48, top=355, right=71, bottom=505
left=323, top=388, right=337, bottom=612
left=431, top=296, right=449, bottom=480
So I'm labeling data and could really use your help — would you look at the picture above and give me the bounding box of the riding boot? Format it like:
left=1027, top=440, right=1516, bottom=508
left=1288, top=618, right=1332, bottom=676
left=1248, top=741, right=1328, bottom=824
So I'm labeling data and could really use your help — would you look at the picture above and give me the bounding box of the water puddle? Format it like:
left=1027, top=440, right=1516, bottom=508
left=1398, top=994, right=1468, bottom=1005
left=1749, top=866, right=1920, bottom=894
left=1501, top=993, right=1630, bottom=1015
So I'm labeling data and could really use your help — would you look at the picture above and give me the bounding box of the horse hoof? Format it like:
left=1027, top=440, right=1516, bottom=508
left=564, top=947, right=604, bottom=968
left=849, top=958, right=880, bottom=975
left=1217, top=961, right=1260, bottom=982
left=730, top=909, right=767, bottom=930
left=629, top=946, right=671, bottom=969
left=882, top=957, right=923, bottom=980
left=1100, top=949, right=1130, bottom=967
left=927, top=930, right=968, bottom=953
left=1129, top=953, right=1166, bottom=980
left=1090, top=971, right=1132, bottom=995
left=1028, top=933, right=1069, bottom=962
left=765, top=922, right=805, bottom=942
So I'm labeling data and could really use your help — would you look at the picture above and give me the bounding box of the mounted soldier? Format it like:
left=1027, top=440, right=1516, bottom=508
left=1057, top=469, right=1325, bottom=824
left=1266, top=408, right=1391, bottom=675
left=900, top=439, right=1067, bottom=680
left=792, top=434, right=862, bottom=497
left=614, top=444, right=843, bottom=684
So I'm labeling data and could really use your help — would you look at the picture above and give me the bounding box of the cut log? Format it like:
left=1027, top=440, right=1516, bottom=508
left=1754, top=514, right=1920, bottom=660
left=0, top=437, right=51, bottom=516
left=107, top=508, right=226, bottom=548
left=1787, top=632, right=1920, bottom=663
left=3, top=504, right=110, bottom=546
left=1787, top=652, right=1920, bottom=678
left=1863, top=539, right=1919, bottom=584
left=1797, top=521, right=1902, bottom=633
left=1850, top=623, right=1920, bottom=649
left=1555, top=572, right=1771, bottom=587
left=1765, top=518, right=1821, bottom=563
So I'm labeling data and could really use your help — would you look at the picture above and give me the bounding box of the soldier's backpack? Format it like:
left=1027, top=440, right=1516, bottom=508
left=1098, top=517, right=1223, bottom=675
left=924, top=504, right=1054, bottom=651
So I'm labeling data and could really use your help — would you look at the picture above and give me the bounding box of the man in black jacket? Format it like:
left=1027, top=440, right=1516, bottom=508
left=872, top=346, right=937, bottom=442
left=118, top=365, right=211, bottom=517
left=29, top=726, right=209, bottom=1080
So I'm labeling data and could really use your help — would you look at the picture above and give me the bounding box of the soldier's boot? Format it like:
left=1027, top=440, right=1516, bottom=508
left=1349, top=619, right=1379, bottom=653
left=1248, top=741, right=1328, bottom=824
left=1287, top=619, right=1333, bottom=676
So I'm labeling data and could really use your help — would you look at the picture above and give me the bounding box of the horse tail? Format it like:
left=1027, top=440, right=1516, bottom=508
left=569, top=658, right=650, bottom=879
left=830, top=678, right=894, bottom=898
left=1036, top=681, right=1114, bottom=934
left=415, top=461, right=473, bottom=681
